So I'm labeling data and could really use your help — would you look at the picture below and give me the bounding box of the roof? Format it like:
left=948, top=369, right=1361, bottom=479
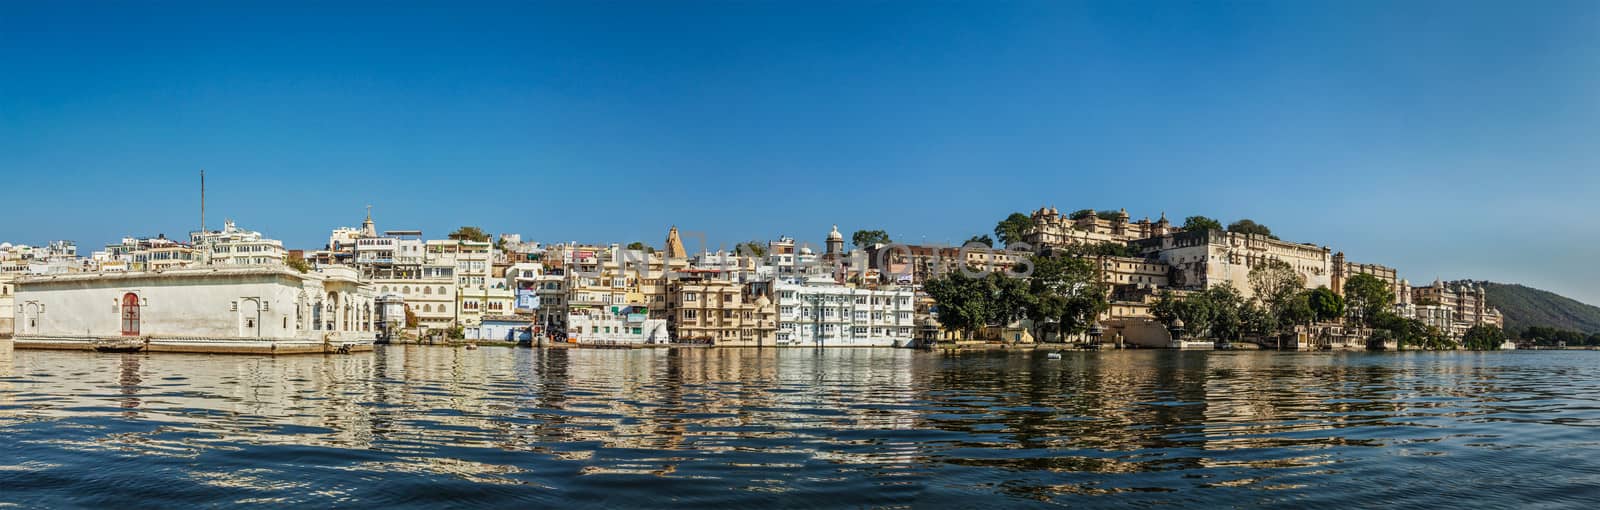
left=15, top=264, right=307, bottom=285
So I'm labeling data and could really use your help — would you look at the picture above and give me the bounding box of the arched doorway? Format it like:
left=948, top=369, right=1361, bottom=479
left=21, top=302, right=41, bottom=335
left=239, top=298, right=261, bottom=337
left=121, top=293, right=140, bottom=336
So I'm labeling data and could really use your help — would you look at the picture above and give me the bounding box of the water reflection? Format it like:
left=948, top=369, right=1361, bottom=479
left=1, top=342, right=1598, bottom=508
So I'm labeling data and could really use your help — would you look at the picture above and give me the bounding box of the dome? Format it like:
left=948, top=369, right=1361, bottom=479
left=754, top=294, right=772, bottom=307
left=800, top=246, right=814, bottom=255
left=0, top=242, right=11, bottom=250
left=827, top=224, right=842, bottom=240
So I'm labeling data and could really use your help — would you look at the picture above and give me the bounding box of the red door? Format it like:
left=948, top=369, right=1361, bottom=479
left=121, top=293, right=140, bottom=336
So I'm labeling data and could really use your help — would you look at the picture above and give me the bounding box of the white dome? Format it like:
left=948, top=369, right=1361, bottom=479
left=827, top=224, right=842, bottom=240
left=800, top=246, right=814, bottom=255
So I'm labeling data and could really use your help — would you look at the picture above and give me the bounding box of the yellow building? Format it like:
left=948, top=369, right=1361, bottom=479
left=667, top=271, right=775, bottom=346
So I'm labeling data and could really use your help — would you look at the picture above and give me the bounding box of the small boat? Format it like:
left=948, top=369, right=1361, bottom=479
left=1046, top=352, right=1063, bottom=360
left=464, top=343, right=479, bottom=350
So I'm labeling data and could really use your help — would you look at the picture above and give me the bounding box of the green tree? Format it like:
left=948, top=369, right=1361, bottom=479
left=1227, top=219, right=1277, bottom=239
left=923, top=270, right=1031, bottom=340
left=1343, top=273, right=1394, bottom=326
left=1182, top=215, right=1223, bottom=232
left=993, top=212, right=1032, bottom=248
left=1068, top=209, right=1096, bottom=221
left=1249, top=259, right=1305, bottom=338
left=449, top=226, right=491, bottom=243
left=1203, top=284, right=1248, bottom=340
left=1285, top=290, right=1316, bottom=330
left=284, top=252, right=312, bottom=273
left=1307, top=286, right=1345, bottom=323
left=851, top=229, right=891, bottom=248
left=966, top=235, right=994, bottom=248
left=1026, top=254, right=1107, bottom=343
left=1154, top=290, right=1215, bottom=339
left=1095, top=210, right=1122, bottom=221
left=923, top=270, right=993, bottom=339
left=404, top=305, right=419, bottom=328
left=1239, top=301, right=1273, bottom=338
left=735, top=241, right=767, bottom=258
left=1462, top=325, right=1505, bottom=350
left=626, top=241, right=655, bottom=253
left=1064, top=241, right=1139, bottom=258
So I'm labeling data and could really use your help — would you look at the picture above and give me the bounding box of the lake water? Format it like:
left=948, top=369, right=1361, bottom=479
left=1, top=341, right=1597, bottom=508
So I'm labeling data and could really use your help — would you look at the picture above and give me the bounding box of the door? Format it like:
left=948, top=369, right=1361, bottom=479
left=121, top=293, right=140, bottom=336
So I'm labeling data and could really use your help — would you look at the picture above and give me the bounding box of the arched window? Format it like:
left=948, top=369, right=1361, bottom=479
left=423, top=304, right=432, bottom=313
left=424, top=286, right=432, bottom=295
left=438, top=286, right=448, bottom=295
left=403, top=286, right=411, bottom=294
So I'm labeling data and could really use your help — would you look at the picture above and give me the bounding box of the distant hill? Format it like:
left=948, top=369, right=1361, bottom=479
left=1480, top=282, right=1600, bottom=336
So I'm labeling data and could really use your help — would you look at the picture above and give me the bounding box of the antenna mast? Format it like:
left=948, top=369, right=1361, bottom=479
left=200, top=169, right=208, bottom=264
left=200, top=169, right=206, bottom=237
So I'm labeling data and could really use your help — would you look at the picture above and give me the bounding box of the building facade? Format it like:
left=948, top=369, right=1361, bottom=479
left=769, top=276, right=915, bottom=347
left=1134, top=230, right=1332, bottom=298
left=12, top=266, right=374, bottom=353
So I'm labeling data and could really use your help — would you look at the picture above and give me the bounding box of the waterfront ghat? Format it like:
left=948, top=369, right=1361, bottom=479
left=2, top=341, right=1598, bottom=508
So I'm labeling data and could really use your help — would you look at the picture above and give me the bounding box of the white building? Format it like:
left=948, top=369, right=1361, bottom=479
left=566, top=305, right=670, bottom=346
left=193, top=220, right=287, bottom=266
left=11, top=265, right=374, bottom=354
left=771, top=275, right=915, bottom=347
left=0, top=273, right=14, bottom=337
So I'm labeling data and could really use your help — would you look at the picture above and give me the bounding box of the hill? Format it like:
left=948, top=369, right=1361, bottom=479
left=1480, top=282, right=1600, bottom=336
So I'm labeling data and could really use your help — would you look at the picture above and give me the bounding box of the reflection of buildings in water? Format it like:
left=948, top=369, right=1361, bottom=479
left=0, top=341, right=11, bottom=417
left=769, top=348, right=918, bottom=432
left=1198, top=353, right=1405, bottom=453
left=117, top=354, right=142, bottom=416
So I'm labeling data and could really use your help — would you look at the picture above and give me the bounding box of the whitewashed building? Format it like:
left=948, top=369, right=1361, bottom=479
left=11, top=265, right=374, bottom=354
left=771, top=275, right=915, bottom=347
left=193, top=220, right=287, bottom=266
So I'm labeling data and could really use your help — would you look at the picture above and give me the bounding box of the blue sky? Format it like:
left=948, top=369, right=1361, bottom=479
left=3, top=1, right=1598, bottom=303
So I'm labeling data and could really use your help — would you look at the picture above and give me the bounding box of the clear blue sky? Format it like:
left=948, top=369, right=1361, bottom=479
left=3, top=1, right=1598, bottom=303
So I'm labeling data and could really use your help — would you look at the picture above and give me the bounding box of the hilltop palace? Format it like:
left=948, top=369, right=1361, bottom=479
left=1, top=204, right=1500, bottom=353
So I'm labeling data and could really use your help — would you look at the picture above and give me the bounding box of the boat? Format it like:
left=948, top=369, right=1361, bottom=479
left=1046, top=352, right=1062, bottom=360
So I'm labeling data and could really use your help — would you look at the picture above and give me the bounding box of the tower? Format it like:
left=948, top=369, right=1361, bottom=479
left=664, top=226, right=687, bottom=259
left=360, top=205, right=378, bottom=238
left=826, top=225, right=843, bottom=256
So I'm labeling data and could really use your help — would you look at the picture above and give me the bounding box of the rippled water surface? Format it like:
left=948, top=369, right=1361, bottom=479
left=2, top=341, right=1598, bottom=508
